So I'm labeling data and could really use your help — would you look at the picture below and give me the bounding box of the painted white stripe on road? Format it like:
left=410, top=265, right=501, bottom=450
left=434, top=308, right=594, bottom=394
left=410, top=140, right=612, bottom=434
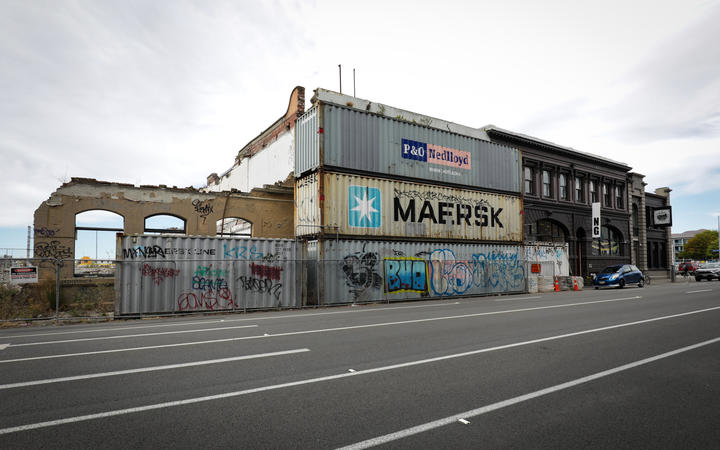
left=0, top=296, right=641, bottom=363
left=0, top=301, right=461, bottom=340
left=494, top=296, right=541, bottom=302
left=339, top=336, right=720, bottom=449
left=0, top=348, right=309, bottom=391
left=1, top=304, right=718, bottom=435
left=0, top=344, right=9, bottom=351
left=686, top=289, right=712, bottom=294
left=9, top=325, right=258, bottom=347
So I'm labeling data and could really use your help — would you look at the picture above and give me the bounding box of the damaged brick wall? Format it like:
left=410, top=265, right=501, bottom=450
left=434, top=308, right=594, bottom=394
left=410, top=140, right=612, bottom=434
left=33, top=178, right=294, bottom=279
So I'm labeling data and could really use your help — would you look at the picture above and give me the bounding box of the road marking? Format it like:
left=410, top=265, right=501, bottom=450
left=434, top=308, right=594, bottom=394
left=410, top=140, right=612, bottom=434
left=458, top=419, right=470, bottom=425
left=0, top=348, right=309, bottom=391
left=494, top=296, right=541, bottom=302
left=686, top=289, right=712, bottom=294
left=0, top=344, right=9, bottom=351
left=0, top=301, right=461, bottom=340
left=1, top=305, right=717, bottom=435
left=8, top=325, right=258, bottom=347
left=0, top=296, right=642, bottom=363
left=338, top=336, right=720, bottom=449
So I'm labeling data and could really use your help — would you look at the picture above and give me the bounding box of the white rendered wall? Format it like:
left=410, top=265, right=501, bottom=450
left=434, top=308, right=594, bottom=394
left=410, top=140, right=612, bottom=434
left=206, top=129, right=294, bottom=193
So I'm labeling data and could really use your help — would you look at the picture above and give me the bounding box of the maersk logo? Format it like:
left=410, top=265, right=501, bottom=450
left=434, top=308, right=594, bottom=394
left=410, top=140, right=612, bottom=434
left=348, top=185, right=382, bottom=228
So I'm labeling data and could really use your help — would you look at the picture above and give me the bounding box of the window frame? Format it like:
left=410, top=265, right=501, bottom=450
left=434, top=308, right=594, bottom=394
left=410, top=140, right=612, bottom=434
left=542, top=169, right=553, bottom=198
left=559, top=173, right=568, bottom=201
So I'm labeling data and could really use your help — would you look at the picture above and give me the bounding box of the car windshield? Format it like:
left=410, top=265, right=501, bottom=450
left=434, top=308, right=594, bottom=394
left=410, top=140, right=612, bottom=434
left=600, top=265, right=622, bottom=274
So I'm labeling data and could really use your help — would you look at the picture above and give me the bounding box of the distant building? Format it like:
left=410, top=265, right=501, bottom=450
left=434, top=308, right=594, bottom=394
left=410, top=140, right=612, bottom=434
left=672, top=229, right=709, bottom=262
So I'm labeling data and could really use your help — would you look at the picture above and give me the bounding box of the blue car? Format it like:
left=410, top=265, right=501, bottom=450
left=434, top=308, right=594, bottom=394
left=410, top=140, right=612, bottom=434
left=593, top=264, right=644, bottom=289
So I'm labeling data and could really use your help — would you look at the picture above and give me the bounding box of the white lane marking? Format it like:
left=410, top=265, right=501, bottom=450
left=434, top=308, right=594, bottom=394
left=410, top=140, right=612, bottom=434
left=458, top=419, right=470, bottom=425
left=0, top=348, right=309, bottom=391
left=1, top=305, right=718, bottom=435
left=0, top=344, right=9, bottom=351
left=494, top=296, right=541, bottom=302
left=687, top=289, right=712, bottom=294
left=0, top=296, right=643, bottom=363
left=0, top=301, right=461, bottom=340
left=339, top=336, right=720, bottom=449
left=9, top=325, right=258, bottom=347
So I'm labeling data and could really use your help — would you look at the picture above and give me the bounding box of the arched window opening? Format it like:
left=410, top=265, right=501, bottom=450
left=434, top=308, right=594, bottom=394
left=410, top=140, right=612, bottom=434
left=216, top=218, right=252, bottom=237
left=144, top=215, right=186, bottom=235
left=591, top=225, right=623, bottom=256
left=529, top=219, right=567, bottom=243
left=74, top=210, right=124, bottom=276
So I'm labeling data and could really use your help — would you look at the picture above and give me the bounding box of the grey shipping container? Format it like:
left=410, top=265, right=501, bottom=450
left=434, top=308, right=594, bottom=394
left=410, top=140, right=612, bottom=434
left=295, top=102, right=521, bottom=194
left=116, top=235, right=299, bottom=315
left=306, top=239, right=526, bottom=305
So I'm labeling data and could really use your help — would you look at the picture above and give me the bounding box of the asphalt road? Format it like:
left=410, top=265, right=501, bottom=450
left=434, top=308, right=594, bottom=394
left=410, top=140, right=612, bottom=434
left=0, top=282, right=718, bottom=449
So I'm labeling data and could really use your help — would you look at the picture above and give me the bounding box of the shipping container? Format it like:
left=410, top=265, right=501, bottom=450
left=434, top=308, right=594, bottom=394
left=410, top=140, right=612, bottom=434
left=307, top=239, right=526, bottom=304
left=116, top=235, right=299, bottom=315
left=296, top=172, right=522, bottom=242
left=295, top=102, right=521, bottom=193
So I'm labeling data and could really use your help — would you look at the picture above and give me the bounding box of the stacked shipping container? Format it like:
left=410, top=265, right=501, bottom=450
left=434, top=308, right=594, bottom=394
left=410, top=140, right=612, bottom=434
left=295, top=89, right=526, bottom=304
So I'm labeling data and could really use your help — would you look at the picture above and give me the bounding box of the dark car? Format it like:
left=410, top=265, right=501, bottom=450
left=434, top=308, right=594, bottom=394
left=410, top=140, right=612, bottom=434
left=695, top=262, right=720, bottom=281
left=594, top=264, right=645, bottom=289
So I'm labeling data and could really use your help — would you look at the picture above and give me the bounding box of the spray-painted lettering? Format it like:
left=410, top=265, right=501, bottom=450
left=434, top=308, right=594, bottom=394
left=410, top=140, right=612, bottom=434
left=140, top=264, right=180, bottom=285
left=384, top=258, right=428, bottom=293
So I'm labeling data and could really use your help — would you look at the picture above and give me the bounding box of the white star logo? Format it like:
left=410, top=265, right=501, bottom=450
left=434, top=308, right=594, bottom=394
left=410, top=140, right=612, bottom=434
left=351, top=191, right=379, bottom=222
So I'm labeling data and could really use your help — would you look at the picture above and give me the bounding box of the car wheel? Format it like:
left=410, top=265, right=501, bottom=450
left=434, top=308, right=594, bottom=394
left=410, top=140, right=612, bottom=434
left=619, top=279, right=625, bottom=289
left=594, top=286, right=599, bottom=290
left=695, top=277, right=701, bottom=281
left=638, top=278, right=644, bottom=288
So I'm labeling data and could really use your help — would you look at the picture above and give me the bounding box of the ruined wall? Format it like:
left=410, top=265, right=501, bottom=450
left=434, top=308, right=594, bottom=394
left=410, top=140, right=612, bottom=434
left=33, top=178, right=294, bottom=279
left=205, top=86, right=304, bottom=192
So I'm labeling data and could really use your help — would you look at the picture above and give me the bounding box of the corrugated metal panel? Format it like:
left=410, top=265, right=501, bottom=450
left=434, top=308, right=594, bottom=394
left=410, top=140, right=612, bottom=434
left=295, top=172, right=321, bottom=233
left=299, top=172, right=522, bottom=241
left=316, top=239, right=526, bottom=304
left=117, top=235, right=299, bottom=315
left=295, top=106, right=319, bottom=175
left=295, top=103, right=521, bottom=193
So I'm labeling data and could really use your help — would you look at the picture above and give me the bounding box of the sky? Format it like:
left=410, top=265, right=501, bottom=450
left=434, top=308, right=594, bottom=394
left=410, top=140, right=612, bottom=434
left=2, top=0, right=719, bottom=257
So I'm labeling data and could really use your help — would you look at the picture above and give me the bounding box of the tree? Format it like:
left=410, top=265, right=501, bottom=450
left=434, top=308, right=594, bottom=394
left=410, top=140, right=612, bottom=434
left=680, top=230, right=719, bottom=260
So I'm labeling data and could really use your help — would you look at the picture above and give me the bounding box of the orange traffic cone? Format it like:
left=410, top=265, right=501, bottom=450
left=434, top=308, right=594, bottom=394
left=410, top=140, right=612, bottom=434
left=573, top=277, right=579, bottom=291
left=554, top=276, right=560, bottom=292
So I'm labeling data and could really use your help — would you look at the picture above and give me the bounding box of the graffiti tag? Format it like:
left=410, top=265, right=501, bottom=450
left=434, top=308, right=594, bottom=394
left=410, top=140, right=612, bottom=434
left=250, top=263, right=283, bottom=281
left=236, top=275, right=282, bottom=301
left=140, top=264, right=180, bottom=285
left=34, top=227, right=59, bottom=237
left=192, top=199, right=214, bottom=223
left=34, top=241, right=73, bottom=259
left=384, top=257, right=428, bottom=294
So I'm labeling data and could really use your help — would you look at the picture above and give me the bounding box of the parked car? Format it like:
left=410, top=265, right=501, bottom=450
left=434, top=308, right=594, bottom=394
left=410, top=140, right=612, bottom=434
left=694, top=262, right=720, bottom=281
left=593, top=264, right=645, bottom=289
left=678, top=261, right=699, bottom=275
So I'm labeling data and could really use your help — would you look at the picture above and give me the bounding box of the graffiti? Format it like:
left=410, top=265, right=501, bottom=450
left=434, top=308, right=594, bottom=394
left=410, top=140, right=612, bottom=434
left=236, top=275, right=282, bottom=301
left=34, top=241, right=73, bottom=259
left=34, top=227, right=59, bottom=237
left=471, top=251, right=525, bottom=291
left=340, top=249, right=383, bottom=300
left=426, top=249, right=525, bottom=296
left=192, top=276, right=228, bottom=292
left=162, top=248, right=216, bottom=257
left=250, top=263, right=283, bottom=281
left=194, top=264, right=227, bottom=278
left=428, top=249, right=474, bottom=295
left=192, top=199, right=214, bottom=223
left=223, top=244, right=267, bottom=260
left=140, top=264, right=180, bottom=285
left=177, top=288, right=236, bottom=311
left=122, top=245, right=166, bottom=259
left=394, top=189, right=489, bottom=208
left=384, top=257, right=428, bottom=294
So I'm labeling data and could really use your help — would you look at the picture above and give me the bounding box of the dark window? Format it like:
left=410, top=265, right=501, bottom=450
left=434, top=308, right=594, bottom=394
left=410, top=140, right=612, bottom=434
left=542, top=170, right=553, bottom=198
left=532, top=219, right=567, bottom=243
left=592, top=226, right=623, bottom=256
left=616, top=185, right=624, bottom=209
left=603, top=183, right=612, bottom=207
left=590, top=180, right=598, bottom=203
left=559, top=174, right=568, bottom=200
left=524, top=166, right=535, bottom=195
left=575, top=177, right=584, bottom=203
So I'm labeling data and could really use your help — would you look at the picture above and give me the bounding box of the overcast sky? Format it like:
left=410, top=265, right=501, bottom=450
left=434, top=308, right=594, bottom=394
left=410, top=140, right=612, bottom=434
left=2, top=0, right=719, bottom=252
